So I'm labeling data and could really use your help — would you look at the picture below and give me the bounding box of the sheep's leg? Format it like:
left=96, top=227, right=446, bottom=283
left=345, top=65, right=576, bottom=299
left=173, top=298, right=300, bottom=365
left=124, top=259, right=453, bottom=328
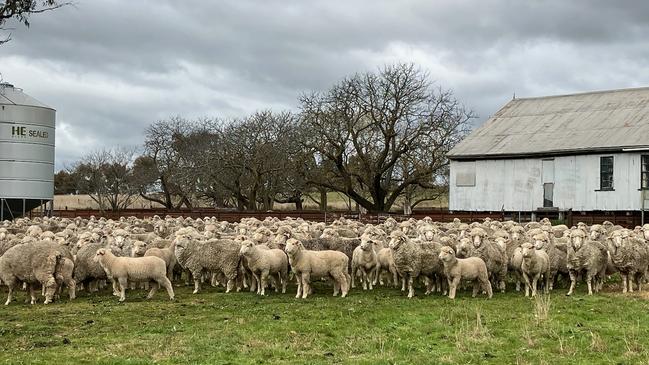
left=117, top=277, right=128, bottom=302
left=368, top=267, right=375, bottom=290
left=351, top=266, right=357, bottom=289
left=156, top=277, right=175, bottom=300
left=251, top=272, right=261, bottom=295
left=522, top=272, right=531, bottom=297
left=27, top=284, right=37, bottom=305
left=301, top=273, right=311, bottom=299
left=192, top=270, right=201, bottom=294
left=146, top=281, right=159, bottom=299
left=586, top=274, right=593, bottom=295
left=111, top=280, right=120, bottom=296
left=225, top=278, right=235, bottom=293
left=531, top=275, right=538, bottom=297
left=360, top=268, right=368, bottom=290
left=566, top=271, right=577, bottom=296
left=483, top=279, right=493, bottom=299
left=373, top=267, right=381, bottom=286
left=401, top=276, right=406, bottom=291
left=472, top=281, right=480, bottom=298
left=449, top=277, right=460, bottom=299
left=629, top=273, right=635, bottom=293
left=281, top=271, right=287, bottom=294
left=295, top=273, right=302, bottom=299
left=4, top=281, right=16, bottom=305
left=333, top=276, right=340, bottom=297
left=407, top=275, right=415, bottom=299
left=260, top=271, right=269, bottom=296
left=67, top=279, right=76, bottom=300
left=544, top=274, right=550, bottom=294
left=621, top=274, right=628, bottom=293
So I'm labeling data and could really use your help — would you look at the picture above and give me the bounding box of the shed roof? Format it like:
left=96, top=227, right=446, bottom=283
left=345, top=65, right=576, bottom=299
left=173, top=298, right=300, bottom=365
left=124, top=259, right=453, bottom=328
left=448, top=87, right=649, bottom=159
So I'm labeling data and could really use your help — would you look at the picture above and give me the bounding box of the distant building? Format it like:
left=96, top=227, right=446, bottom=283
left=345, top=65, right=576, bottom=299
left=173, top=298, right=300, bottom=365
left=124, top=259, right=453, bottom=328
left=447, top=87, right=649, bottom=221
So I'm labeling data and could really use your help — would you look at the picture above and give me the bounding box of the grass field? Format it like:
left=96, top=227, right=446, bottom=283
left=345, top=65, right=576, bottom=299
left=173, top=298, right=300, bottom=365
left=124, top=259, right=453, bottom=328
left=1, top=280, right=648, bottom=364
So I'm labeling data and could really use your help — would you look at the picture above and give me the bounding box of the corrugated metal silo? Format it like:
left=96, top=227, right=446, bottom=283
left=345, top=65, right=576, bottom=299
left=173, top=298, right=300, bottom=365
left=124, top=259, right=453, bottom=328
left=0, top=83, right=56, bottom=220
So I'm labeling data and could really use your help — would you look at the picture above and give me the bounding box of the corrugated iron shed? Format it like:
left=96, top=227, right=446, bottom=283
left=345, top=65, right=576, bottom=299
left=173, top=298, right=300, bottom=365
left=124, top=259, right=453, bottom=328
left=448, top=87, right=649, bottom=159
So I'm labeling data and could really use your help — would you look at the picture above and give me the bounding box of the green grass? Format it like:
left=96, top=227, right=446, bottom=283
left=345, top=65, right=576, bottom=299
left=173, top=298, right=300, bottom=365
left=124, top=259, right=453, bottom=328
left=1, top=281, right=649, bottom=364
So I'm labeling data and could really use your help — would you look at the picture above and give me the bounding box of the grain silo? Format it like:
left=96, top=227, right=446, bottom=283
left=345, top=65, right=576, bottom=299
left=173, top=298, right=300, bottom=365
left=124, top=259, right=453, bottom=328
left=0, top=83, right=55, bottom=220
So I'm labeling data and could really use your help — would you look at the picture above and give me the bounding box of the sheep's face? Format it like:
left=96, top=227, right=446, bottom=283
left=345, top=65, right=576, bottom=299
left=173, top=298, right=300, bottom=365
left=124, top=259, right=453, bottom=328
left=131, top=241, right=148, bottom=257
left=470, top=228, right=486, bottom=247
left=522, top=242, right=535, bottom=257
left=609, top=230, right=627, bottom=248
left=569, top=230, right=586, bottom=249
left=456, top=238, right=473, bottom=258
left=494, top=237, right=507, bottom=250
left=422, top=230, right=436, bottom=242
left=642, top=224, right=649, bottom=240
left=239, top=241, right=255, bottom=256
left=320, top=228, right=337, bottom=239
left=532, top=234, right=549, bottom=250
left=360, top=238, right=374, bottom=251
left=93, top=248, right=107, bottom=262
left=284, top=239, right=302, bottom=256
left=388, top=232, right=407, bottom=250
left=438, top=246, right=455, bottom=262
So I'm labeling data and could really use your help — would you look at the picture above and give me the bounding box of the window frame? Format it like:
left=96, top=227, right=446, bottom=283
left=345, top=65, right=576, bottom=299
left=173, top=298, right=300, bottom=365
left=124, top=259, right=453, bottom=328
left=642, top=155, right=649, bottom=190
left=599, top=156, right=614, bottom=191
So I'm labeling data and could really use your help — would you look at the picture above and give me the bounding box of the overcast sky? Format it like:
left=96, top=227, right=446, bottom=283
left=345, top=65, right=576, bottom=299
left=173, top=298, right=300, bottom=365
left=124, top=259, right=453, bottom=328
left=2, top=0, right=649, bottom=170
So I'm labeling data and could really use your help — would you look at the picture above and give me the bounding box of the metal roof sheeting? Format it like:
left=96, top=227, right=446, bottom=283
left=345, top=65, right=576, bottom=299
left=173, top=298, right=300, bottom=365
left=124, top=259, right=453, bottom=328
left=448, top=87, right=649, bottom=159
left=0, top=83, right=53, bottom=110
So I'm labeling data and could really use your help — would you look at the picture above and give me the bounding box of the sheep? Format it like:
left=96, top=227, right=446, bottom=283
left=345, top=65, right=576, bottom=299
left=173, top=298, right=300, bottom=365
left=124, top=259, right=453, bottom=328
left=520, top=242, right=550, bottom=297
left=566, top=229, right=608, bottom=296
left=74, top=241, right=116, bottom=293
left=607, top=229, right=649, bottom=293
left=351, top=237, right=379, bottom=290
left=388, top=230, right=445, bottom=298
left=143, top=240, right=177, bottom=281
left=284, top=238, right=350, bottom=299
left=531, top=232, right=567, bottom=290
left=374, top=247, right=399, bottom=287
left=456, top=228, right=507, bottom=292
left=438, top=246, right=492, bottom=299
left=238, top=240, right=288, bottom=295
left=0, top=241, right=64, bottom=305
left=174, top=237, right=242, bottom=294
left=93, top=248, right=174, bottom=302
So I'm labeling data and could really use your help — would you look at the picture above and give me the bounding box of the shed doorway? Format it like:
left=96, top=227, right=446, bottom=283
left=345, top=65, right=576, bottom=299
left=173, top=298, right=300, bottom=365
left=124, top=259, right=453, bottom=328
left=542, top=159, right=555, bottom=208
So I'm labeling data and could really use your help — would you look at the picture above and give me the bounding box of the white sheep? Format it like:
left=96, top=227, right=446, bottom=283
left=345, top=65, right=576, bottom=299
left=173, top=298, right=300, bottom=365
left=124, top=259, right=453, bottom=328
left=520, top=242, right=550, bottom=297
left=239, top=241, right=288, bottom=295
left=284, top=238, right=350, bottom=299
left=93, top=248, right=174, bottom=302
left=438, top=246, right=492, bottom=299
left=351, top=237, right=379, bottom=290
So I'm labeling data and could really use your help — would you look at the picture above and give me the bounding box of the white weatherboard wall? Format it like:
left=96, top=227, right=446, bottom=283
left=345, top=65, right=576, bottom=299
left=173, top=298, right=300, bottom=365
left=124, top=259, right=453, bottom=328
left=449, top=153, right=645, bottom=211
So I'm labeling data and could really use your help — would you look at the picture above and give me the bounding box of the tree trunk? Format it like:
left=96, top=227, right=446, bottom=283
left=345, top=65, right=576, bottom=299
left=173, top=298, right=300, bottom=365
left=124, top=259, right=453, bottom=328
left=319, top=189, right=327, bottom=212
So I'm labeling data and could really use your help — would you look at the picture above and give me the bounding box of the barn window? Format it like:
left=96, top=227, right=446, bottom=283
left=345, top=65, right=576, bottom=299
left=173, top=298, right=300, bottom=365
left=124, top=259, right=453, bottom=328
left=600, top=156, right=614, bottom=190
left=642, top=155, right=649, bottom=190
left=455, top=161, right=476, bottom=187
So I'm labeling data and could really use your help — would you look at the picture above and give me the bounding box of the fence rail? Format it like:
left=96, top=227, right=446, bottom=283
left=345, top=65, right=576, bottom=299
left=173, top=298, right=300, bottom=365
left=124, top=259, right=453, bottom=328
left=49, top=208, right=644, bottom=227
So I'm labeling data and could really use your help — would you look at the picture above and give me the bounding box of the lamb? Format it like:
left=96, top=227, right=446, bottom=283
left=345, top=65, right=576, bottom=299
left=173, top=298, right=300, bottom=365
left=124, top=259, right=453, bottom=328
left=388, top=230, right=445, bottom=298
left=438, top=246, right=492, bottom=299
left=520, top=242, right=550, bottom=297
left=607, top=229, right=649, bottom=293
left=93, top=248, right=174, bottom=302
left=284, top=238, right=350, bottom=299
left=531, top=232, right=567, bottom=290
left=456, top=228, right=507, bottom=292
left=374, top=247, right=399, bottom=287
left=566, top=229, right=608, bottom=296
left=238, top=240, right=288, bottom=295
left=0, top=241, right=64, bottom=305
left=351, top=237, right=379, bottom=290
left=174, top=237, right=242, bottom=294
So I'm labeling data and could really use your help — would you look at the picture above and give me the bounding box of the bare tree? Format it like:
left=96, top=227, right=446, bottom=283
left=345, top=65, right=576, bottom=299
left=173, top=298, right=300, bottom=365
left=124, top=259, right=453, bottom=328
left=299, top=63, right=473, bottom=212
left=72, top=147, right=138, bottom=212
left=1, top=0, right=71, bottom=45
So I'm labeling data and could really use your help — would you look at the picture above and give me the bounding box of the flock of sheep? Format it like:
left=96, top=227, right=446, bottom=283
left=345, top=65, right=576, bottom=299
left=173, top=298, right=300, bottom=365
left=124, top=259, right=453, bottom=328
left=0, top=214, right=648, bottom=305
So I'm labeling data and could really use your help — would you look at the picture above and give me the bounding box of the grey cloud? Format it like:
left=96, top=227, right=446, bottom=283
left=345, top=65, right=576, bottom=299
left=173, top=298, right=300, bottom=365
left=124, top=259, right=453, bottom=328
left=1, top=0, right=649, bottom=169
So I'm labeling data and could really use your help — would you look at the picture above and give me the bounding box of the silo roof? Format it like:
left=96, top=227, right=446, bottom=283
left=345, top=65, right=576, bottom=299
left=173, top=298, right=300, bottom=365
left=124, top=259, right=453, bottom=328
left=448, top=86, right=649, bottom=159
left=0, top=83, right=54, bottom=110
